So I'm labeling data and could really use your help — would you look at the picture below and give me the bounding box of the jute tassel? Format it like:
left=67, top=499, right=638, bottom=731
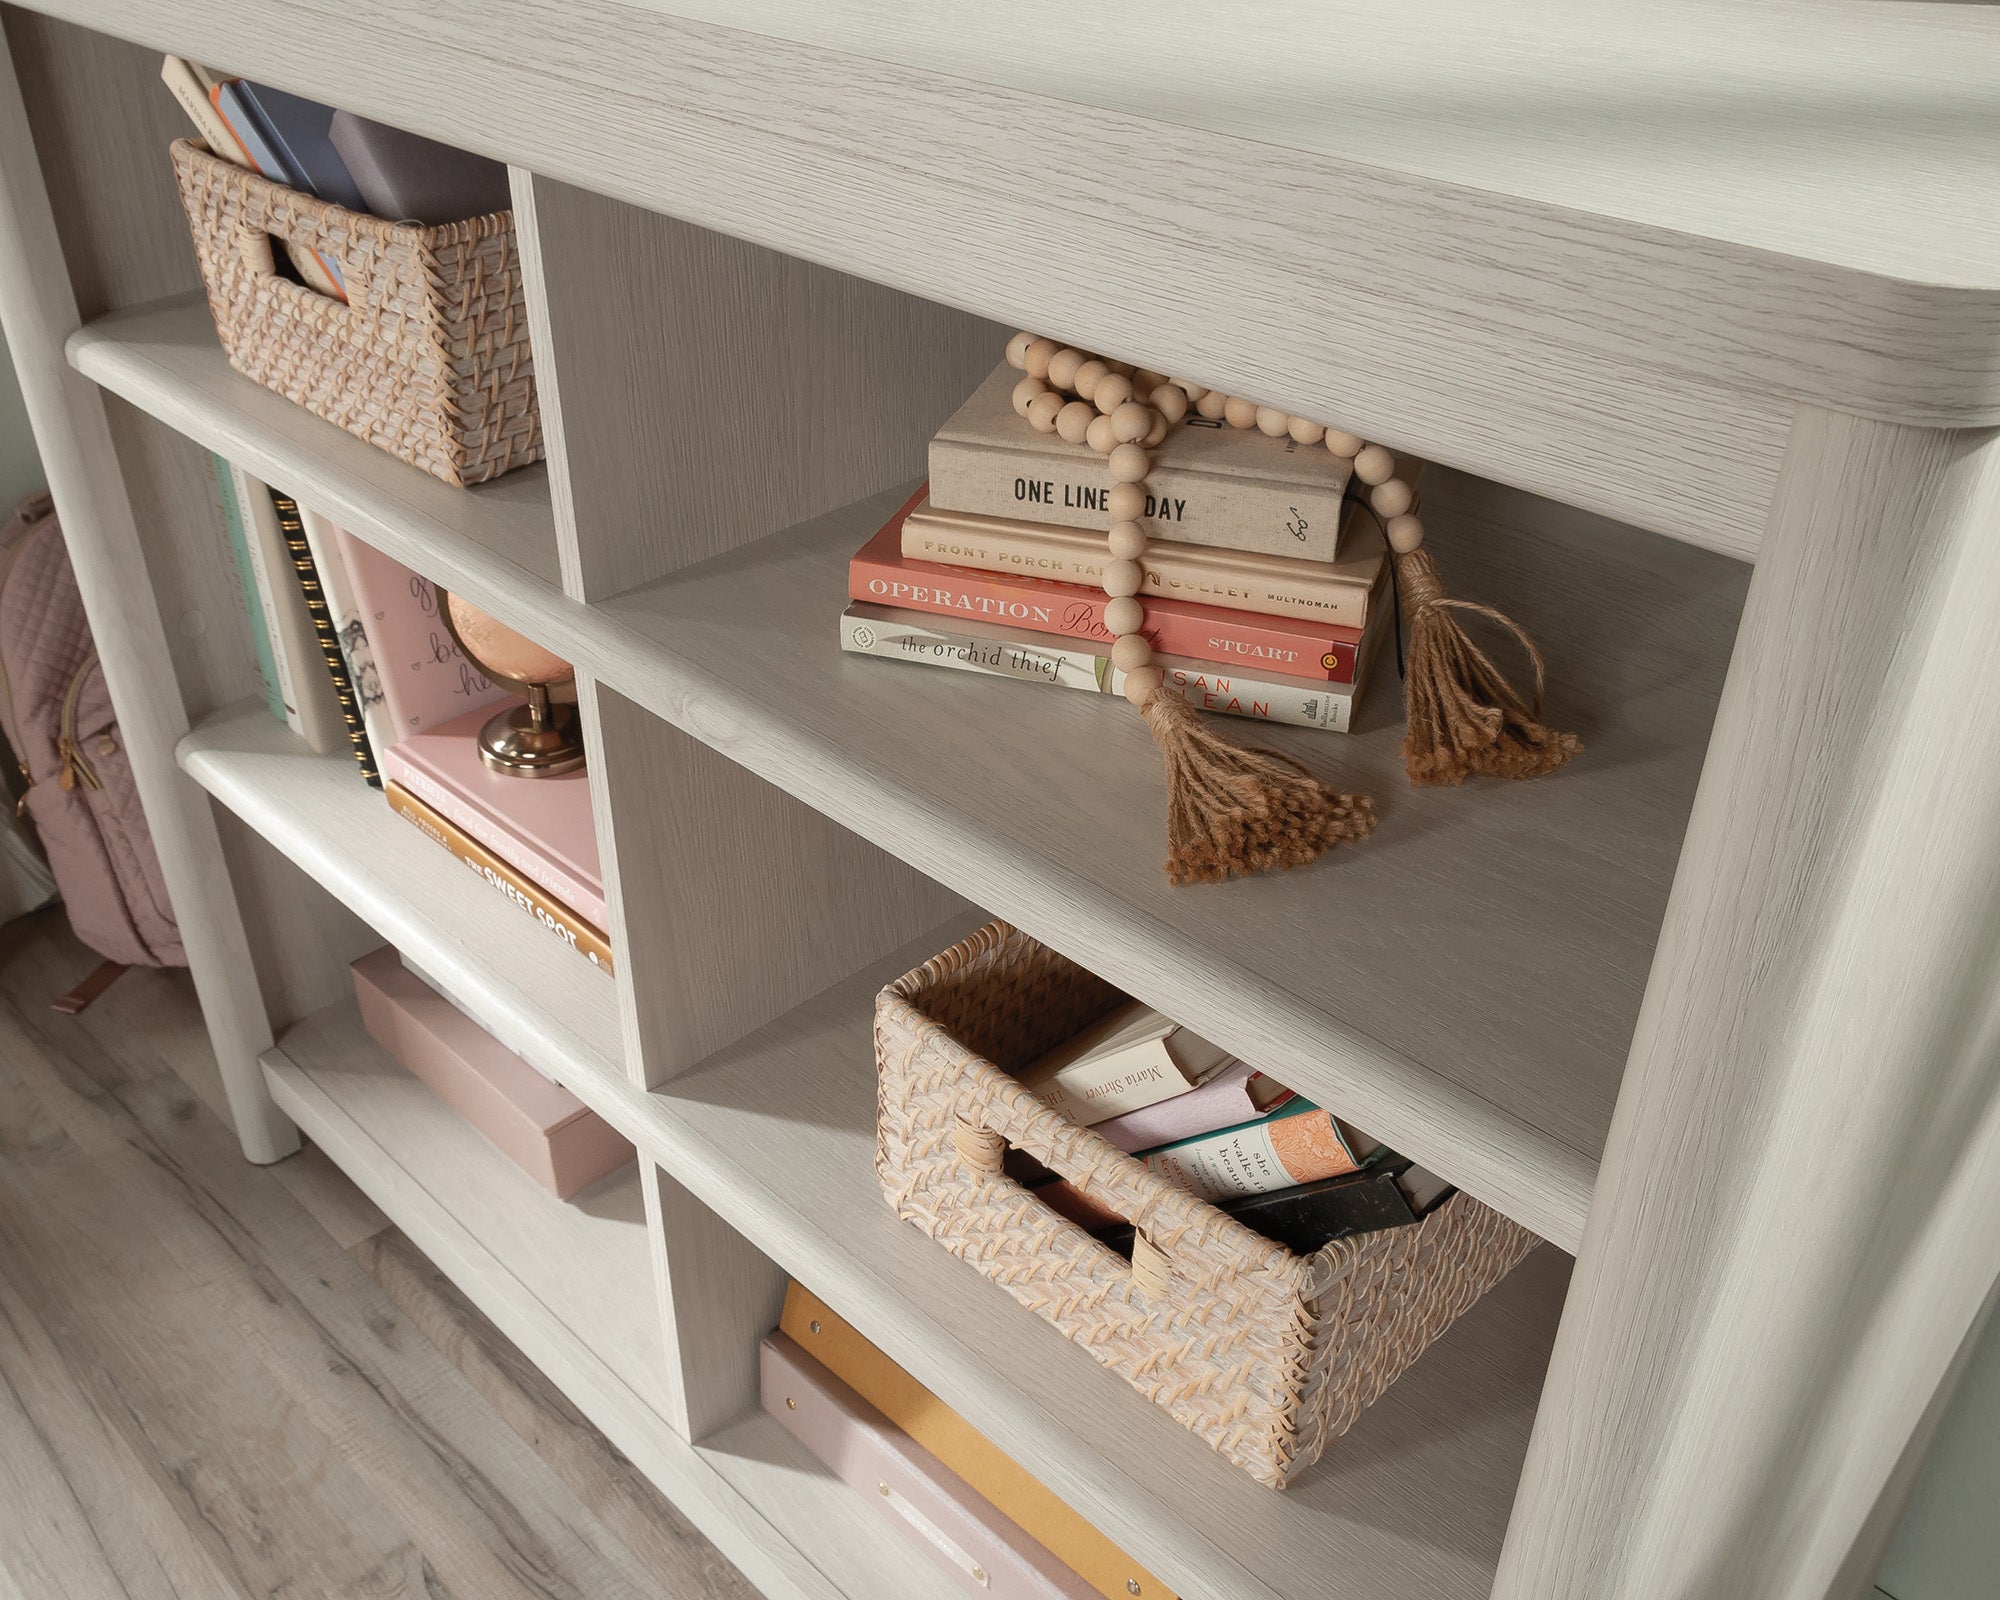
left=1139, top=689, right=1376, bottom=886
left=1396, top=546, right=1581, bottom=785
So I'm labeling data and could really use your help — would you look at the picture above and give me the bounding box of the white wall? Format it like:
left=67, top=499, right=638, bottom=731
left=0, top=327, right=42, bottom=512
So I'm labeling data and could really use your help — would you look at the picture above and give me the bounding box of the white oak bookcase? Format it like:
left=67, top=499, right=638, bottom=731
left=2, top=6, right=1997, bottom=1598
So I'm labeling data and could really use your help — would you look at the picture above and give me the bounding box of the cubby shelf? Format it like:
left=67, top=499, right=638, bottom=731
left=266, top=1003, right=950, bottom=1600
left=637, top=929, right=1573, bottom=1600
left=77, top=298, right=1750, bottom=1250
left=178, top=702, right=624, bottom=1092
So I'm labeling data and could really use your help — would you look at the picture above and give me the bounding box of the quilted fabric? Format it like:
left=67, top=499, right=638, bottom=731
left=0, top=492, right=182, bottom=966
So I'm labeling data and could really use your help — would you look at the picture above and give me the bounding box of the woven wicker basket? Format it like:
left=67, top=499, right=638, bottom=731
left=875, top=921, right=1540, bottom=1488
left=170, top=139, right=541, bottom=487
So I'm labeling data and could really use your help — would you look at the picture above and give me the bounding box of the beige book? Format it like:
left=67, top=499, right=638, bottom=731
left=905, top=498, right=1388, bottom=628
left=929, top=363, right=1358, bottom=559
left=1019, top=1001, right=1234, bottom=1126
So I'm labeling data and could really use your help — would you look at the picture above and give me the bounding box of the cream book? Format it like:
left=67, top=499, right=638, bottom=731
left=1019, top=1002, right=1234, bottom=1126
left=904, top=498, right=1388, bottom=629
left=930, top=363, right=1357, bottom=559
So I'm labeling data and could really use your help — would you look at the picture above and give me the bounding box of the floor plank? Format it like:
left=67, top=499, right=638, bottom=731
left=0, top=909, right=759, bottom=1600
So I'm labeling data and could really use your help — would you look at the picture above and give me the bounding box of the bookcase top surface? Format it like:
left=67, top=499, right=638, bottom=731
left=631, top=0, right=2000, bottom=290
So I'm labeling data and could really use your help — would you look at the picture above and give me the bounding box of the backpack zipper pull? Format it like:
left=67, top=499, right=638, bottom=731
left=57, top=735, right=100, bottom=793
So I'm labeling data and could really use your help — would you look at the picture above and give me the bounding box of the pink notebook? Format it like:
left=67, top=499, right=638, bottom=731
left=352, top=947, right=634, bottom=1198
left=379, top=704, right=606, bottom=928
left=760, top=1333, right=1095, bottom=1600
left=335, top=526, right=511, bottom=742
left=1091, top=1061, right=1293, bottom=1153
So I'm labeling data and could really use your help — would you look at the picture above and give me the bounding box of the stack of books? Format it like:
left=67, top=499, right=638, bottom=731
left=1014, top=1001, right=1448, bottom=1252
left=209, top=455, right=611, bottom=974
left=843, top=363, right=1415, bottom=732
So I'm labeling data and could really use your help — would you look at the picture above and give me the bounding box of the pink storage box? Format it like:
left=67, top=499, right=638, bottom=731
left=351, top=947, right=634, bottom=1198
left=761, top=1332, right=1094, bottom=1600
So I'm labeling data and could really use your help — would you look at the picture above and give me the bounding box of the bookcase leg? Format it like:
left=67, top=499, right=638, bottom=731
left=0, top=42, right=294, bottom=1162
left=1494, top=408, right=2000, bottom=1600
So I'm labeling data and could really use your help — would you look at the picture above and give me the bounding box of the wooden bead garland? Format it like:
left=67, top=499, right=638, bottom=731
left=1003, top=332, right=1578, bottom=883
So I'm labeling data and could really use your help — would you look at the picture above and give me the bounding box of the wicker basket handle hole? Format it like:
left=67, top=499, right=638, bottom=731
left=236, top=225, right=345, bottom=305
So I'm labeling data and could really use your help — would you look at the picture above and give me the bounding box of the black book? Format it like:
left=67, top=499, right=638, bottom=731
left=270, top=488, right=379, bottom=788
left=1096, top=1164, right=1419, bottom=1260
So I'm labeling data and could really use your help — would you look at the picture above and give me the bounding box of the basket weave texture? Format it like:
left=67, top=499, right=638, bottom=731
left=875, top=921, right=1541, bottom=1488
left=170, top=139, right=542, bottom=487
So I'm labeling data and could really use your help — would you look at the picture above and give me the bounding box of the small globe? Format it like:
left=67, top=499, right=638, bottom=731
left=445, top=593, right=575, bottom=687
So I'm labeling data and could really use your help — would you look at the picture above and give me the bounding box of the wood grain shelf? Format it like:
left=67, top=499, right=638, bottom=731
left=265, top=1002, right=949, bottom=1600
left=633, top=927, right=1573, bottom=1600
left=81, top=298, right=1750, bottom=1250
left=67, top=296, right=573, bottom=629
left=179, top=701, right=623, bottom=1092
left=591, top=480, right=1749, bottom=1252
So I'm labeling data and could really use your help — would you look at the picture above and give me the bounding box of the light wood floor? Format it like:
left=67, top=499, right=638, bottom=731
left=0, top=908, right=762, bottom=1600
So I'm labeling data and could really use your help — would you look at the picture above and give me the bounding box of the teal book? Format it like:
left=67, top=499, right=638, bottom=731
left=212, top=453, right=284, bottom=722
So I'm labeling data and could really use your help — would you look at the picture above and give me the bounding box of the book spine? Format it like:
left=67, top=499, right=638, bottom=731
left=849, top=556, right=1360, bottom=682
left=211, top=454, right=283, bottom=722
left=840, top=609, right=1357, bottom=732
left=1031, top=1047, right=1191, bottom=1127
left=160, top=56, right=246, bottom=163
left=271, top=488, right=378, bottom=786
left=929, top=435, right=1350, bottom=559
left=210, top=83, right=347, bottom=301
left=902, top=518, right=1370, bottom=627
left=384, top=782, right=616, bottom=974
left=1142, top=1103, right=1359, bottom=1202
left=378, top=752, right=601, bottom=921
left=228, top=463, right=312, bottom=739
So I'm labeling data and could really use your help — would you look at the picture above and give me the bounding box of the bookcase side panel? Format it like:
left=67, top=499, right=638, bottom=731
left=509, top=170, right=1003, bottom=603
left=581, top=679, right=965, bottom=1090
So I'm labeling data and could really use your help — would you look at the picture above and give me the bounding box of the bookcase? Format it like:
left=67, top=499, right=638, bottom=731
left=3, top=6, right=1998, bottom=1598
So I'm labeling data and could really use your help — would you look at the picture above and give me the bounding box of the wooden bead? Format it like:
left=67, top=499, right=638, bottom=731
left=1011, top=376, right=1047, bottom=417
left=1173, top=379, right=1207, bottom=398
left=1110, top=633, right=1153, bottom=671
left=1005, top=331, right=1037, bottom=369
left=1107, top=521, right=1147, bottom=559
left=1111, top=402, right=1153, bottom=443
left=1288, top=417, right=1326, bottom=445
left=1102, top=558, right=1144, bottom=598
left=1104, top=596, right=1145, bottom=636
left=1131, top=369, right=1168, bottom=396
left=1142, top=413, right=1168, bottom=448
left=1023, top=337, right=1059, bottom=379
left=1122, top=665, right=1165, bottom=706
left=1055, top=400, right=1096, bottom=444
left=1150, top=385, right=1188, bottom=424
left=1092, top=373, right=1134, bottom=415
left=1352, top=443, right=1396, bottom=485
left=1255, top=406, right=1289, bottom=437
left=1324, top=429, right=1363, bottom=458
left=1386, top=513, right=1426, bottom=554
left=1369, top=476, right=1415, bottom=518
left=1195, top=389, right=1229, bottom=420
left=1026, top=391, right=1064, bottom=432
left=1107, top=482, right=1146, bottom=521
left=1073, top=359, right=1109, bottom=402
left=1108, top=443, right=1150, bottom=482
left=1085, top=414, right=1118, bottom=454
left=1046, top=347, right=1086, bottom=390
left=1223, top=396, right=1259, bottom=429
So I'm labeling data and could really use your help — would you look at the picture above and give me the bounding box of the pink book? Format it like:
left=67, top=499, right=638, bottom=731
left=849, top=487, right=1366, bottom=683
left=352, top=947, right=634, bottom=1198
left=334, top=526, right=511, bottom=741
left=379, top=704, right=606, bottom=928
left=1089, top=1061, right=1296, bottom=1154
left=760, top=1332, right=1096, bottom=1600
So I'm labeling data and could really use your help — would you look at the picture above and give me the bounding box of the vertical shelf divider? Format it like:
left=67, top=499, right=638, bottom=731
left=512, top=168, right=991, bottom=1435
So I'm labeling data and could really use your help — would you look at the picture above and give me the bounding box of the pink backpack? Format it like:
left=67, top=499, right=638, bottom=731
left=0, top=490, right=182, bottom=968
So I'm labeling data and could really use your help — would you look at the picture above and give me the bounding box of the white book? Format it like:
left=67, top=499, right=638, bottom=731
left=1020, top=1002, right=1234, bottom=1126
left=230, top=465, right=344, bottom=753
left=299, top=505, right=399, bottom=761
